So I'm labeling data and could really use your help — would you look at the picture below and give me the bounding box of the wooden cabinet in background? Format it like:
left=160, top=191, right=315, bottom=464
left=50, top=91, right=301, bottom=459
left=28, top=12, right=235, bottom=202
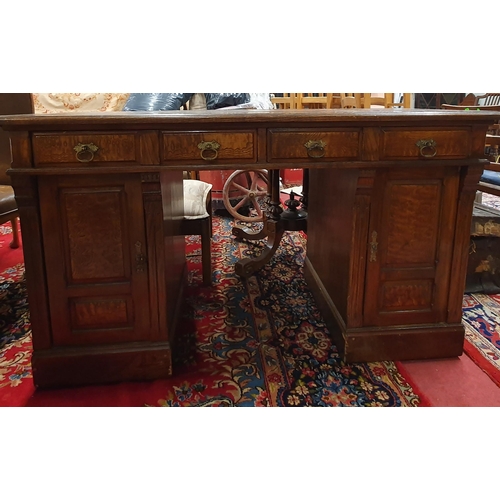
left=414, top=93, right=466, bottom=109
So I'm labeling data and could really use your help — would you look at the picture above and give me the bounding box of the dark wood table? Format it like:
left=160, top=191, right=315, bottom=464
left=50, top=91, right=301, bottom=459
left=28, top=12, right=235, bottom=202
left=1, top=108, right=498, bottom=388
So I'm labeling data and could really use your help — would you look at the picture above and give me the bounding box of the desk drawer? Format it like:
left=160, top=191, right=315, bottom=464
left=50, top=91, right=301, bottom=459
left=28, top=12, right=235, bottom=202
left=33, top=132, right=142, bottom=166
left=162, top=131, right=256, bottom=163
left=268, top=129, right=361, bottom=161
left=380, top=128, right=471, bottom=160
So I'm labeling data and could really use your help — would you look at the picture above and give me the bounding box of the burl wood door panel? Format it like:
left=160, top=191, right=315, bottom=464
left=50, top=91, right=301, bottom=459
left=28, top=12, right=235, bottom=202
left=364, top=166, right=459, bottom=327
left=39, top=175, right=151, bottom=346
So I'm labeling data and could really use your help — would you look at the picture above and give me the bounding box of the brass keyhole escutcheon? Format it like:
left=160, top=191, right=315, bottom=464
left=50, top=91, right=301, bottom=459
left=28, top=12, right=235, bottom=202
left=198, top=140, right=221, bottom=161
left=304, top=140, right=327, bottom=159
left=135, top=241, right=147, bottom=273
left=370, top=231, right=378, bottom=262
left=74, top=143, right=99, bottom=163
left=416, top=139, right=437, bottom=158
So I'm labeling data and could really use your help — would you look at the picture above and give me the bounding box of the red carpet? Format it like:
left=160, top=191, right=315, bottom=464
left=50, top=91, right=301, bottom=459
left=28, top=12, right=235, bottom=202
left=0, top=220, right=23, bottom=269
left=1, top=217, right=427, bottom=407
left=398, top=354, right=500, bottom=407
left=3, top=212, right=500, bottom=406
left=459, top=193, right=500, bottom=390
left=462, top=293, right=500, bottom=388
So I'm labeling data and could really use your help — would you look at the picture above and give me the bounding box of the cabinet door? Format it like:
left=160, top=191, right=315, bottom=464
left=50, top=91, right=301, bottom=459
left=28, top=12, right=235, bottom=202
left=39, top=175, right=151, bottom=346
left=364, top=167, right=459, bottom=327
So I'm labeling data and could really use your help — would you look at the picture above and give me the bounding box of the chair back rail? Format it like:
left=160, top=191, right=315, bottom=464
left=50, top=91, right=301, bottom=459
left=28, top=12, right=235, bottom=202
left=442, top=99, right=500, bottom=200
left=0, top=94, right=34, bottom=183
left=273, top=93, right=412, bottom=110
left=0, top=93, right=33, bottom=248
left=477, top=93, right=500, bottom=106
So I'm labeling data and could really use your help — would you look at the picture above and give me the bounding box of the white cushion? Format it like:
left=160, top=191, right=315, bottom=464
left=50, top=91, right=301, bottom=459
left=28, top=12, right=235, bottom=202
left=183, top=180, right=212, bottom=219
left=248, top=93, right=274, bottom=109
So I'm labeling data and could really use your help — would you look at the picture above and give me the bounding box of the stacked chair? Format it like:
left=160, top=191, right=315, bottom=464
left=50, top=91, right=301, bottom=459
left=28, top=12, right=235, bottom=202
left=0, top=94, right=34, bottom=249
left=441, top=94, right=500, bottom=199
left=271, top=93, right=412, bottom=109
left=478, top=124, right=500, bottom=197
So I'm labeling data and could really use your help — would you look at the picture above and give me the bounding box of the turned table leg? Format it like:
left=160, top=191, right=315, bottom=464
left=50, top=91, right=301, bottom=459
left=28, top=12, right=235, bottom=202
left=234, top=169, right=307, bottom=278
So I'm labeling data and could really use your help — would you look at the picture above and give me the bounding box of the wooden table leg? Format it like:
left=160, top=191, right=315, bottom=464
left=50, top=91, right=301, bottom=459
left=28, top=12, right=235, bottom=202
left=234, top=169, right=307, bottom=278
left=235, top=220, right=286, bottom=277
left=232, top=168, right=280, bottom=240
left=232, top=224, right=269, bottom=241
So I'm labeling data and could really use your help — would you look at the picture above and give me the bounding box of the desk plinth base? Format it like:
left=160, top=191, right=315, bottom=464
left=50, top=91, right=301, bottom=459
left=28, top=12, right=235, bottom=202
left=31, top=342, right=172, bottom=389
left=304, top=258, right=465, bottom=363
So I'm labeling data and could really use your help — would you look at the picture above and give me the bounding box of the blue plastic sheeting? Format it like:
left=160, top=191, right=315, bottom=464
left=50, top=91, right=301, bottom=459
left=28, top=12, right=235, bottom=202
left=481, top=169, right=500, bottom=186
left=123, top=93, right=194, bottom=111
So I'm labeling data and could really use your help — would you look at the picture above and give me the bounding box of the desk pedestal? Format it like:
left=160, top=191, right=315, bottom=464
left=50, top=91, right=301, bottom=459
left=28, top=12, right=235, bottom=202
left=305, top=165, right=480, bottom=362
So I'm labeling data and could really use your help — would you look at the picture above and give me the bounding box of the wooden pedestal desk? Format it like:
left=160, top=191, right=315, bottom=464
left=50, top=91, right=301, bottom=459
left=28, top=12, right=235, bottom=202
left=1, top=109, right=498, bottom=388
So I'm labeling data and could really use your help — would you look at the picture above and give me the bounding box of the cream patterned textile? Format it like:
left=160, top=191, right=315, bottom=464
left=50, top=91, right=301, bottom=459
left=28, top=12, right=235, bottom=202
left=33, top=93, right=273, bottom=113
left=33, top=93, right=130, bottom=113
left=183, top=180, right=212, bottom=219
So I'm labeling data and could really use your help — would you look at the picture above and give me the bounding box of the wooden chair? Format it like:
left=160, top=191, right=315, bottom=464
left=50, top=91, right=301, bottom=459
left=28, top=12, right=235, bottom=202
left=363, top=93, right=412, bottom=108
left=0, top=93, right=34, bottom=248
left=340, top=93, right=362, bottom=108
left=270, top=93, right=297, bottom=109
left=476, top=93, right=500, bottom=106
left=363, top=93, right=386, bottom=108
left=340, top=93, right=412, bottom=109
left=295, top=93, right=334, bottom=109
left=479, top=163, right=500, bottom=197
left=478, top=125, right=500, bottom=197
left=442, top=105, right=500, bottom=199
left=441, top=104, right=500, bottom=111
left=384, top=93, right=412, bottom=108
left=443, top=93, right=500, bottom=108
left=271, top=93, right=344, bottom=109
left=180, top=179, right=213, bottom=286
left=457, top=93, right=478, bottom=106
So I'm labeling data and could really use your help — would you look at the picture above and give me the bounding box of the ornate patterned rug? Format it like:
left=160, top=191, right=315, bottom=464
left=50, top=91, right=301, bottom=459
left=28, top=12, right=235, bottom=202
left=463, top=193, right=500, bottom=387
left=0, top=217, right=427, bottom=407
left=0, top=262, right=32, bottom=406
left=481, top=193, right=500, bottom=211
left=463, top=293, right=500, bottom=387
left=160, top=216, right=424, bottom=406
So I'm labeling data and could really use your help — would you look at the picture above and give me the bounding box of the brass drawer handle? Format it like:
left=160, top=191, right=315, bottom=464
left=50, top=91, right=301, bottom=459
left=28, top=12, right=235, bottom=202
left=416, top=139, right=437, bottom=158
left=198, top=140, right=220, bottom=161
left=74, top=143, right=99, bottom=163
left=304, top=140, right=326, bottom=158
